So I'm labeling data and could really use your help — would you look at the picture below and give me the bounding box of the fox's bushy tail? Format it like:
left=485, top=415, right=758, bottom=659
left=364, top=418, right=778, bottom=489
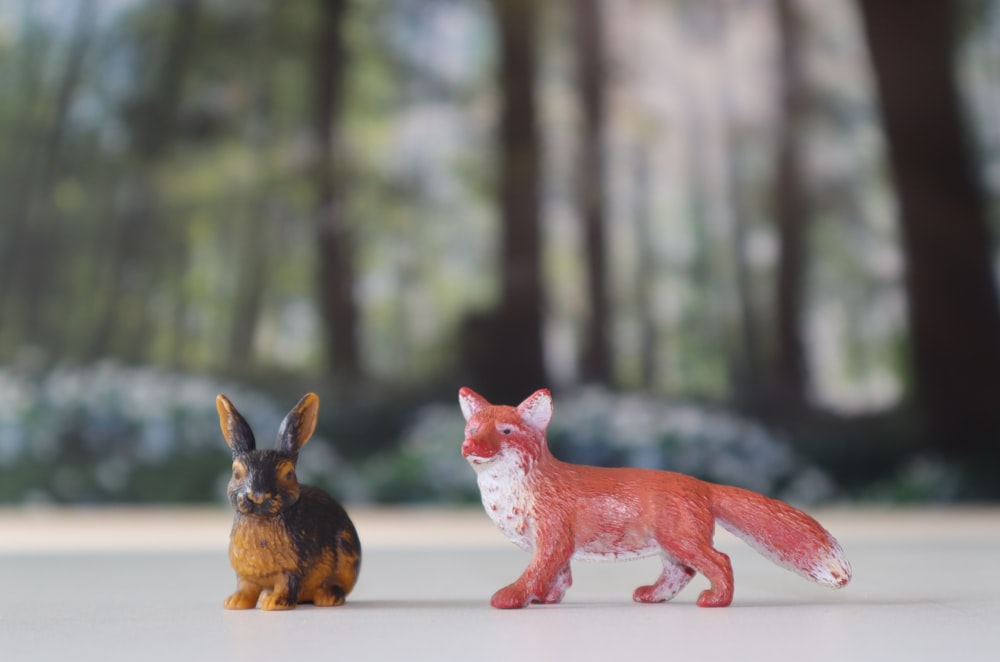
left=710, top=485, right=851, bottom=588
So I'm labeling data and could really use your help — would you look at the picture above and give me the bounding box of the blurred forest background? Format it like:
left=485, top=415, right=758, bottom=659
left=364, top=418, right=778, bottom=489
left=2, top=0, right=1000, bottom=505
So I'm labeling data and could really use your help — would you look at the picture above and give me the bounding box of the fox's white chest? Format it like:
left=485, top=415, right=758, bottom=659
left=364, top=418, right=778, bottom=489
left=474, top=454, right=535, bottom=551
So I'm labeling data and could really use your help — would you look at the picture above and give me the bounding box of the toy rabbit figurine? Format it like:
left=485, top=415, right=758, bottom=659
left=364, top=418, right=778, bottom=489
left=217, top=392, right=361, bottom=610
left=459, top=387, right=851, bottom=609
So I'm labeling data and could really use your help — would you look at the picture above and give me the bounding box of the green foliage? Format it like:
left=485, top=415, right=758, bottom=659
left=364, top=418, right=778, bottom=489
left=0, top=0, right=503, bottom=385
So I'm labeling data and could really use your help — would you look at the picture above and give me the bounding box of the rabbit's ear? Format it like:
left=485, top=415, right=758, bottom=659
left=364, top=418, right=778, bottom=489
left=276, top=392, right=319, bottom=457
left=216, top=394, right=256, bottom=454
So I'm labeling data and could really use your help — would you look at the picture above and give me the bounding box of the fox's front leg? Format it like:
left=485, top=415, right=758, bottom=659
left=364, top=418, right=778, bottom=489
left=492, top=528, right=574, bottom=609
left=540, top=565, right=572, bottom=604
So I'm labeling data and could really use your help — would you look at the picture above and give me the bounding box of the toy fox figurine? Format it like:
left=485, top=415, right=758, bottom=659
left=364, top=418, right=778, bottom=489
left=217, top=392, right=361, bottom=610
left=459, top=387, right=851, bottom=608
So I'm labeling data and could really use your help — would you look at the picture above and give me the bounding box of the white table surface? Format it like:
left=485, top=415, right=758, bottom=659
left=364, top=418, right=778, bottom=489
left=1, top=506, right=998, bottom=662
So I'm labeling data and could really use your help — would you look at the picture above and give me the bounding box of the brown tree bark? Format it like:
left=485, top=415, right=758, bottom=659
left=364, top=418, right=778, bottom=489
left=463, top=0, right=548, bottom=402
left=771, top=0, right=810, bottom=412
left=575, top=0, right=612, bottom=385
left=312, top=0, right=361, bottom=380
left=858, top=0, right=1000, bottom=465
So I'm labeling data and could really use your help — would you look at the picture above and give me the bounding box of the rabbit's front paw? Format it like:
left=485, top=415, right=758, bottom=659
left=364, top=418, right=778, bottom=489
left=260, top=592, right=297, bottom=610
left=223, top=588, right=260, bottom=610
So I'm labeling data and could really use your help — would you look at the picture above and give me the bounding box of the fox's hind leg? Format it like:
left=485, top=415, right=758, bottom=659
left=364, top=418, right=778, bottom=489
left=633, top=556, right=695, bottom=603
left=693, top=548, right=733, bottom=607
left=661, top=541, right=733, bottom=607
left=654, top=506, right=735, bottom=607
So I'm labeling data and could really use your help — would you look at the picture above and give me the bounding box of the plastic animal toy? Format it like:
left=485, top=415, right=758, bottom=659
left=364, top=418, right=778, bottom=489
left=459, top=387, right=851, bottom=608
left=217, top=392, right=361, bottom=610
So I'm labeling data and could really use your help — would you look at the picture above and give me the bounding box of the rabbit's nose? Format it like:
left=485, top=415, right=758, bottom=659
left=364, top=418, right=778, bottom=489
left=247, top=490, right=267, bottom=504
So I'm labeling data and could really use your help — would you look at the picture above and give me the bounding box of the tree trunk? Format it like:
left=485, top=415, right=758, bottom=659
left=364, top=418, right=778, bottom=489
left=464, top=0, right=548, bottom=402
left=87, top=0, right=200, bottom=362
left=632, top=142, right=658, bottom=389
left=226, top=212, right=269, bottom=371
left=771, top=0, right=810, bottom=412
left=859, top=0, right=1000, bottom=467
left=714, top=0, right=762, bottom=407
left=225, top=11, right=283, bottom=373
left=575, top=0, right=612, bottom=385
left=0, top=0, right=96, bottom=341
left=312, top=0, right=361, bottom=380
left=134, top=0, right=199, bottom=159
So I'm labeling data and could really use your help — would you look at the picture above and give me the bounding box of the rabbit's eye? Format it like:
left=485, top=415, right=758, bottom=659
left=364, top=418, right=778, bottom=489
left=284, top=470, right=295, bottom=481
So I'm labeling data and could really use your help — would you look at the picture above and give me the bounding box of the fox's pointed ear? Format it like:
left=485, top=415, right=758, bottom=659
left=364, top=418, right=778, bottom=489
left=459, top=387, right=490, bottom=421
left=276, top=393, right=319, bottom=458
left=216, top=394, right=256, bottom=454
left=517, top=389, right=553, bottom=432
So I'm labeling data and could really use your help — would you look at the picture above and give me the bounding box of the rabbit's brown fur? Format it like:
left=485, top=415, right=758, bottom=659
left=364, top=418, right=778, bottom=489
left=218, top=393, right=361, bottom=610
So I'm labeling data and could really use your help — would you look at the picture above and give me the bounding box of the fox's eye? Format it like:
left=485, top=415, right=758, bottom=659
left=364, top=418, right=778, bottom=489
left=500, top=426, right=512, bottom=436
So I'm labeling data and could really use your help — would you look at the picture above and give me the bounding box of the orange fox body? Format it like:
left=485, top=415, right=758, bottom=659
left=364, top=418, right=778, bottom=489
left=459, top=387, right=851, bottom=608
